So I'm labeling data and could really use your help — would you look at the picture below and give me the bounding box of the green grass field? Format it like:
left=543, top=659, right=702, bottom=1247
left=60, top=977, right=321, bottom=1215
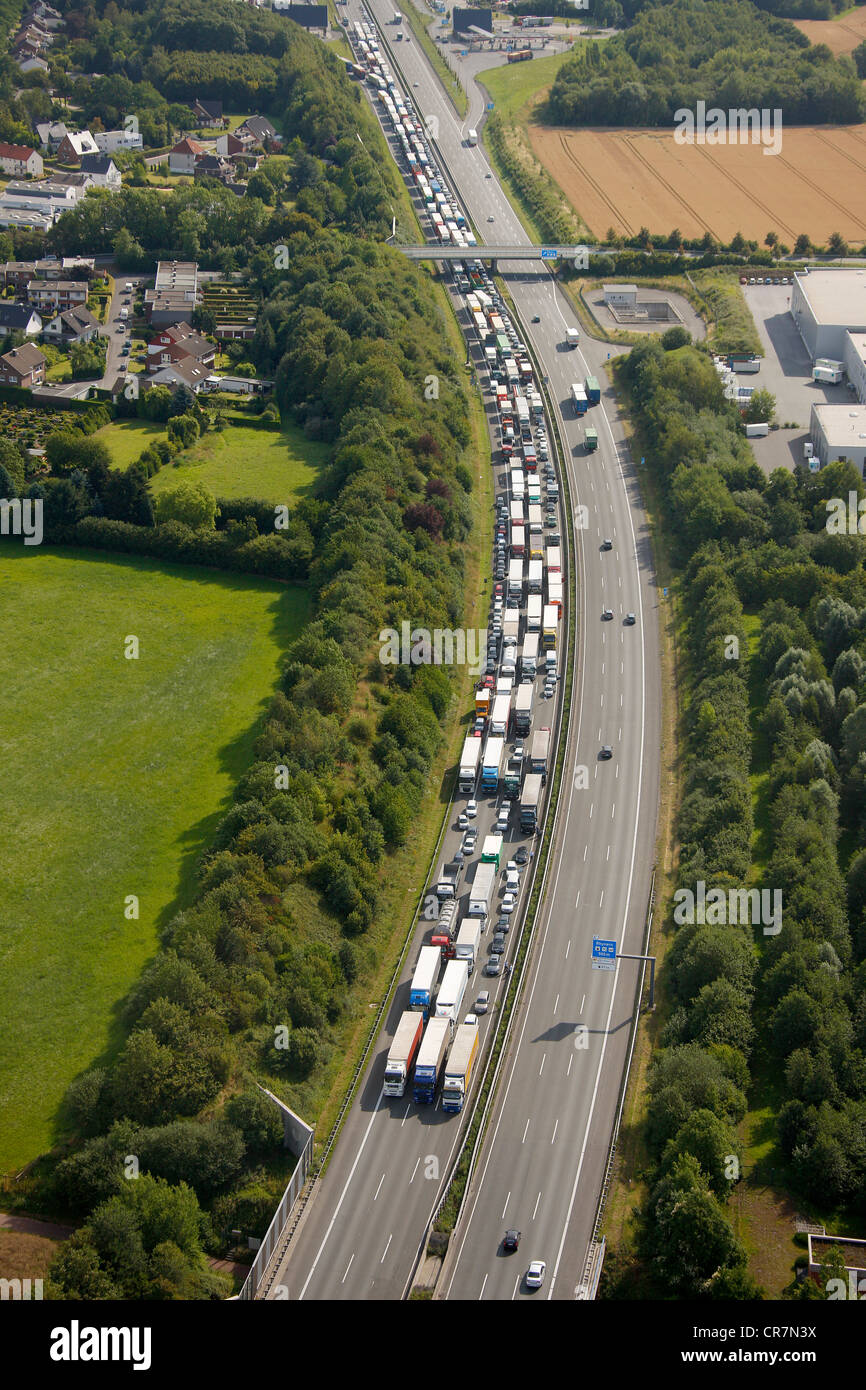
left=0, top=545, right=309, bottom=1172
left=479, top=49, right=574, bottom=124
left=98, top=419, right=328, bottom=504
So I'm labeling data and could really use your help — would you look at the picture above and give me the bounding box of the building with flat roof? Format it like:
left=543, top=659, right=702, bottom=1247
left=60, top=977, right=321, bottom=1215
left=145, top=260, right=200, bottom=324
left=810, top=402, right=866, bottom=474
left=842, top=331, right=866, bottom=403
left=790, top=269, right=866, bottom=361
left=603, top=283, right=638, bottom=307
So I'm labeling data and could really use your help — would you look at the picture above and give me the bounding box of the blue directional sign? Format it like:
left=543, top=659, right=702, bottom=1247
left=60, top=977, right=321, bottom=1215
left=592, top=937, right=616, bottom=971
left=540, top=248, right=557, bottom=259
left=486, top=102, right=494, bottom=111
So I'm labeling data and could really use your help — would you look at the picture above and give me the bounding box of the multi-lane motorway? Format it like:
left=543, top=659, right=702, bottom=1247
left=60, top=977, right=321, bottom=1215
left=263, top=6, right=661, bottom=1301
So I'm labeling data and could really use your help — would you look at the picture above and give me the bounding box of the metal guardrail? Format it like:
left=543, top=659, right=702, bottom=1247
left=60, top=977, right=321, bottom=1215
left=238, top=1132, right=313, bottom=1300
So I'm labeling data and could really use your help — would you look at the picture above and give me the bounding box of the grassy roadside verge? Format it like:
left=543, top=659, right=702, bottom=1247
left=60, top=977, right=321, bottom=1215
left=401, top=2, right=468, bottom=117
left=304, top=276, right=492, bottom=1160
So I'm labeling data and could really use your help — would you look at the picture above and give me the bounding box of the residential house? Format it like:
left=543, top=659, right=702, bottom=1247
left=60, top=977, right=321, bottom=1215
left=236, top=115, right=281, bottom=148
left=168, top=138, right=204, bottom=176
left=28, top=279, right=89, bottom=313
left=18, top=56, right=49, bottom=73
left=193, top=153, right=235, bottom=184
left=55, top=129, right=99, bottom=162
left=192, top=99, right=223, bottom=127
left=25, top=2, right=64, bottom=29
left=34, top=120, right=68, bottom=151
left=0, top=143, right=43, bottom=178
left=79, top=154, right=121, bottom=190
left=147, top=323, right=216, bottom=375
left=3, top=261, right=36, bottom=292
left=146, top=357, right=210, bottom=392
left=0, top=342, right=46, bottom=387
left=41, top=305, right=99, bottom=343
left=94, top=128, right=143, bottom=153
left=0, top=302, right=42, bottom=336
left=215, top=132, right=245, bottom=159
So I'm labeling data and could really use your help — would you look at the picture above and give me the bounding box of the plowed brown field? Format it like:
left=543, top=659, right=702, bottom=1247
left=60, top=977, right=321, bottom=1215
left=528, top=125, right=866, bottom=244
left=794, top=9, right=866, bottom=56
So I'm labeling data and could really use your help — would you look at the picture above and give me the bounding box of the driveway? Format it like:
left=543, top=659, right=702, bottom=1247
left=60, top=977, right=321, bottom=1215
left=742, top=281, right=851, bottom=427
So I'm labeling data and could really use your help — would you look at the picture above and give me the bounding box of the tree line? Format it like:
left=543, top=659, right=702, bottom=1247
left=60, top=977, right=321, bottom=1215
left=605, top=333, right=866, bottom=1298
left=546, top=0, right=865, bottom=127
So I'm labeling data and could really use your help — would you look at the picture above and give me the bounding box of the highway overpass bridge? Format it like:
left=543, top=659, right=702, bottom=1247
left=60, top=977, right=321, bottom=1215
left=397, top=244, right=591, bottom=270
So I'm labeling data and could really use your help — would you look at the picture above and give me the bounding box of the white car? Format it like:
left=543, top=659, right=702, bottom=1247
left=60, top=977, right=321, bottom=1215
left=463, top=1013, right=478, bottom=1027
left=501, top=893, right=516, bottom=914
left=505, top=870, right=520, bottom=892
left=466, top=799, right=478, bottom=818
left=526, top=1260, right=546, bottom=1289
left=458, top=813, right=469, bottom=830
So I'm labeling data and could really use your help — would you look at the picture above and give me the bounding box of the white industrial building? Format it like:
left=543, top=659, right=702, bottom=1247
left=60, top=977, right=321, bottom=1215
left=842, top=332, right=866, bottom=403
left=790, top=269, right=866, bottom=361
left=603, top=284, right=638, bottom=308
left=810, top=403, right=866, bottom=475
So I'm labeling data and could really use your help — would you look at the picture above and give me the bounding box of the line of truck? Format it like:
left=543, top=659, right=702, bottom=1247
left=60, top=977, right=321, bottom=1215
left=384, top=945, right=481, bottom=1108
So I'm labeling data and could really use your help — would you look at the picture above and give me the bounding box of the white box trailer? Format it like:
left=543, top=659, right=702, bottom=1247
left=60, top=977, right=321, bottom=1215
left=468, top=861, right=496, bottom=919
left=490, top=692, right=511, bottom=737
left=459, top=734, right=481, bottom=793
left=435, top=958, right=470, bottom=1022
left=384, top=1010, right=424, bottom=1096
left=455, top=917, right=481, bottom=971
left=526, top=594, right=542, bottom=631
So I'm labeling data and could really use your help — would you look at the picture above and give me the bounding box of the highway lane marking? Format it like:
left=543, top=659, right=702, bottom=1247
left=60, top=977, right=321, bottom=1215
left=298, top=1086, right=385, bottom=1300
left=565, top=940, right=571, bottom=958
left=606, top=844, right=610, bottom=860
left=611, top=803, right=616, bottom=819
left=381, top=1233, right=393, bottom=1264
left=583, top=845, right=588, bottom=860
left=589, top=803, right=594, bottom=819
left=373, top=1173, right=385, bottom=1201
left=342, top=1254, right=355, bottom=1284
left=522, top=1118, right=530, bottom=1144
left=599, top=889, right=604, bottom=907
left=551, top=1119, right=559, bottom=1145
left=548, top=334, right=651, bottom=1301
left=401, top=1105, right=411, bottom=1126
left=409, top=1157, right=420, bottom=1184
left=567, top=1053, right=573, bottom=1076
left=512, top=1276, right=520, bottom=1300
left=479, top=1273, right=488, bottom=1300
left=554, top=993, right=560, bottom=1014
left=539, top=1053, right=546, bottom=1076
left=580, top=994, right=586, bottom=1012
left=533, top=1191, right=542, bottom=1220
left=501, top=1191, right=511, bottom=1219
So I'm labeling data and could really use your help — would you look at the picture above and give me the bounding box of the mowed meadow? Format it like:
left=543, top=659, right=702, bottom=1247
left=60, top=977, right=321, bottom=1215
left=0, top=545, right=309, bottom=1172
left=528, top=124, right=866, bottom=244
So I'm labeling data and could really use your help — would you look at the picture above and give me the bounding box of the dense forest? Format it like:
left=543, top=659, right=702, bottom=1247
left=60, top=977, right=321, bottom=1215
left=546, top=0, right=865, bottom=126
left=592, top=0, right=863, bottom=23
left=1, top=1, right=486, bottom=1299
left=605, top=338, right=866, bottom=1297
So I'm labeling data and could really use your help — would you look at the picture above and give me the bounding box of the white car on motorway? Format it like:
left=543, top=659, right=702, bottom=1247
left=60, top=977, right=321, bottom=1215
left=526, top=1260, right=546, bottom=1289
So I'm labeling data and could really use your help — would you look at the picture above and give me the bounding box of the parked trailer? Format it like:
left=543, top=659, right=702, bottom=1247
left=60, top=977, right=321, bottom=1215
left=441, top=1021, right=479, bottom=1112
left=521, top=632, right=539, bottom=679
left=490, top=692, right=511, bottom=738
left=409, top=944, right=442, bottom=1015
left=459, top=734, right=481, bottom=793
left=571, top=383, right=588, bottom=416
left=412, top=1016, right=451, bottom=1104
left=529, top=726, right=551, bottom=775
left=514, top=682, right=533, bottom=737
left=481, top=735, right=505, bottom=794
left=727, top=354, right=761, bottom=373
left=455, top=917, right=482, bottom=973
left=527, top=558, right=543, bottom=593
left=510, top=523, right=525, bottom=557
left=468, top=860, right=496, bottom=919
left=744, top=422, right=769, bottom=437
left=435, top=958, right=470, bottom=1022
left=547, top=578, right=563, bottom=618
left=585, top=375, right=600, bottom=405
left=542, top=603, right=559, bottom=649
left=508, top=556, right=524, bottom=598
left=526, top=593, right=543, bottom=631
left=506, top=47, right=533, bottom=62
left=481, top=833, right=503, bottom=868
left=520, top=772, right=543, bottom=832
left=546, top=546, right=562, bottom=575
left=384, top=1009, right=424, bottom=1097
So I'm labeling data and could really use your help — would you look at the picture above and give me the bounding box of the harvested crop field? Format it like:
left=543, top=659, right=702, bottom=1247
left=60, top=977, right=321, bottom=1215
left=794, top=9, right=866, bottom=56
left=528, top=124, right=866, bottom=244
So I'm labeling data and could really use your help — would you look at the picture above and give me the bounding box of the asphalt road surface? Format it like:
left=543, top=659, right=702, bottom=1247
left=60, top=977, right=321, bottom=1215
left=263, top=2, right=661, bottom=1301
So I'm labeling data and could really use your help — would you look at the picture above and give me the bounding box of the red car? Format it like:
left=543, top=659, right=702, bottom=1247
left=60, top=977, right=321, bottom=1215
left=478, top=675, right=495, bottom=690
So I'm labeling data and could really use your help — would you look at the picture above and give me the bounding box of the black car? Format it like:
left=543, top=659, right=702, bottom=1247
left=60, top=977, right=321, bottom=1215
left=600, top=745, right=613, bottom=760
left=514, top=847, right=529, bottom=865
left=531, top=315, right=540, bottom=323
left=503, top=1229, right=521, bottom=1253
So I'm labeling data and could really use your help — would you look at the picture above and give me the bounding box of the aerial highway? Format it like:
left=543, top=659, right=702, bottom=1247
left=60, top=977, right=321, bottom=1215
left=262, top=4, right=661, bottom=1301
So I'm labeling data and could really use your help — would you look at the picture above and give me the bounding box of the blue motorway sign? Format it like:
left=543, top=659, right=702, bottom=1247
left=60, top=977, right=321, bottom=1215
left=486, top=102, right=494, bottom=111
left=592, top=937, right=616, bottom=971
left=540, top=248, right=557, bottom=259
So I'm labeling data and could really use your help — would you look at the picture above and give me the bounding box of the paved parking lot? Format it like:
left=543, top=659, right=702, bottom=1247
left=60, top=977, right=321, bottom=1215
left=741, top=281, right=851, bottom=427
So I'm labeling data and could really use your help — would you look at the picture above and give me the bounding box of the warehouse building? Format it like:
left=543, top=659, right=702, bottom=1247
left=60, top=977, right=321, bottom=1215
left=810, top=402, right=866, bottom=475
left=842, top=332, right=866, bottom=403
left=790, top=269, right=866, bottom=362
